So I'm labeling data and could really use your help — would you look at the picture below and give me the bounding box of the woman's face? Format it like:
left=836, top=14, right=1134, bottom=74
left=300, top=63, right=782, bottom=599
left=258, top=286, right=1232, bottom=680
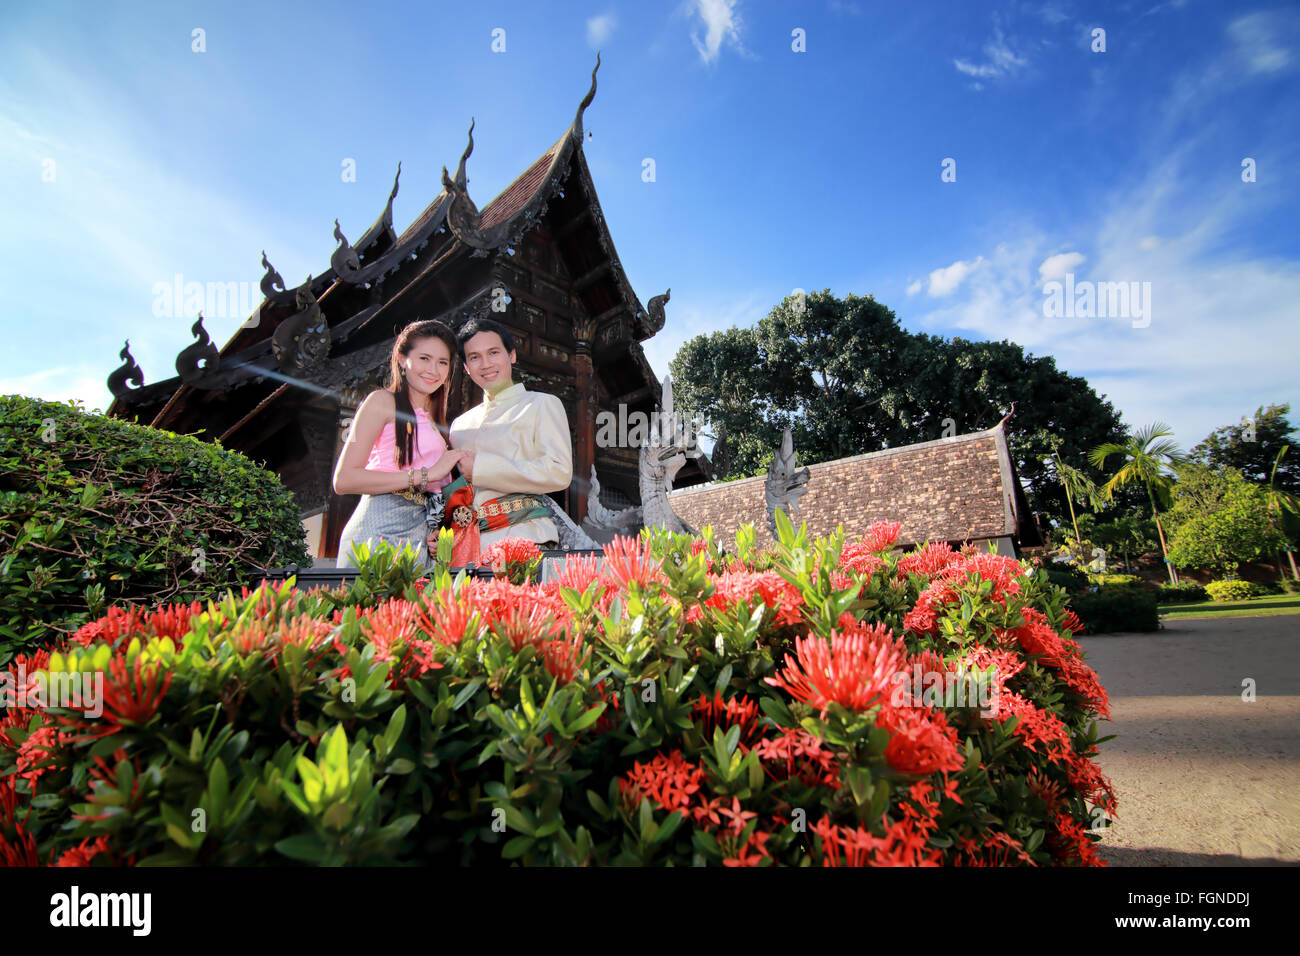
left=403, top=336, right=452, bottom=400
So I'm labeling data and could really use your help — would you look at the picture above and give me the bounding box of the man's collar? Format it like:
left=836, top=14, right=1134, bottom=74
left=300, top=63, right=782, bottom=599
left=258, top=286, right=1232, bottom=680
left=484, top=382, right=526, bottom=408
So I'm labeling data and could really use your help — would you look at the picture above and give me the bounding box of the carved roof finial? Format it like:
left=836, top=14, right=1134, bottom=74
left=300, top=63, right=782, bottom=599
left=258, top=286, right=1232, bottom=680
left=454, top=118, right=475, bottom=186
left=108, top=339, right=145, bottom=400
left=260, top=250, right=285, bottom=299
left=388, top=161, right=402, bottom=203
left=572, top=53, right=600, bottom=138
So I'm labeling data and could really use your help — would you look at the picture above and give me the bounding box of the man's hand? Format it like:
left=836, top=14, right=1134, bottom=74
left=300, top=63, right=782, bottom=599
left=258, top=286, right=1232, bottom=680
left=458, top=450, right=476, bottom=480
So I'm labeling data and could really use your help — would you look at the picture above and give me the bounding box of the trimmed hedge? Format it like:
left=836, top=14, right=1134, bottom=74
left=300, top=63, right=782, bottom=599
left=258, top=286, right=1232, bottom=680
left=1204, top=580, right=1266, bottom=602
left=0, top=520, right=1116, bottom=866
left=0, top=395, right=310, bottom=664
left=1156, top=582, right=1207, bottom=604
left=1065, top=589, right=1160, bottom=634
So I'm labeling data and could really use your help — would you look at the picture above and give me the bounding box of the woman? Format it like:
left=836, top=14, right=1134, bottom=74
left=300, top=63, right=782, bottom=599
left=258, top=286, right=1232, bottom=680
left=332, top=319, right=465, bottom=567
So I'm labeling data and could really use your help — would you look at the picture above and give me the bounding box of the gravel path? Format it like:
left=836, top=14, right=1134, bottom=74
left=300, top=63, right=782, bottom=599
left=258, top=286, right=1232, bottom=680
left=1078, top=615, right=1300, bottom=866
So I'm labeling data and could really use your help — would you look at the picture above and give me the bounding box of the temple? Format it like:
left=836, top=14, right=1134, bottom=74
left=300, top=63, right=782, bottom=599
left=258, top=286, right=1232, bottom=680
left=105, top=56, right=706, bottom=561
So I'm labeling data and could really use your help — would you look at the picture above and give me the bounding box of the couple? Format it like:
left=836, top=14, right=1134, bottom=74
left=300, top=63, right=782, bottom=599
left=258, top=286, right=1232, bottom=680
left=332, top=317, right=572, bottom=568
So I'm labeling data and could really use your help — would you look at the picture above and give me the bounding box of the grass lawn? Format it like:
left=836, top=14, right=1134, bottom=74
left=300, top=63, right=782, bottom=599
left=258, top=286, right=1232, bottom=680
left=1160, top=593, right=1300, bottom=621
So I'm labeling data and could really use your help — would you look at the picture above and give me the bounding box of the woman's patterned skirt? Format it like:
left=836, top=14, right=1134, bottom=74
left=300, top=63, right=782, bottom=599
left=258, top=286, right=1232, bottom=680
left=335, top=493, right=430, bottom=568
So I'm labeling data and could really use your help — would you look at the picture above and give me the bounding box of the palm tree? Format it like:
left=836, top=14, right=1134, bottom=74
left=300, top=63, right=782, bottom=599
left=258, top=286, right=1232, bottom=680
left=1048, top=449, right=1104, bottom=563
left=1089, top=422, right=1186, bottom=585
left=1264, top=446, right=1300, bottom=582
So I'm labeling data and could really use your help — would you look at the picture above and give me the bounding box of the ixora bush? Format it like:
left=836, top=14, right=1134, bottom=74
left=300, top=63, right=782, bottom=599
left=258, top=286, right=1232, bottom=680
left=0, top=395, right=310, bottom=663
left=0, top=517, right=1116, bottom=867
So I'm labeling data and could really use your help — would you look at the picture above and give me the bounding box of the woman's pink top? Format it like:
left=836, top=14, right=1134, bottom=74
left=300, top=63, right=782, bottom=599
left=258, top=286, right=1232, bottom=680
left=365, top=407, right=453, bottom=490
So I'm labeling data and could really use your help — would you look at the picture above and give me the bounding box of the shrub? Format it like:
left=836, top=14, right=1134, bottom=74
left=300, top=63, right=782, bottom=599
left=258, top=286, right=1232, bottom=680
left=1066, top=589, right=1160, bottom=634
left=0, top=395, right=310, bottom=664
left=1045, top=566, right=1089, bottom=592
left=1155, top=583, right=1207, bottom=604
left=1204, top=579, right=1265, bottom=602
left=0, top=518, right=1116, bottom=867
left=1087, top=573, right=1145, bottom=591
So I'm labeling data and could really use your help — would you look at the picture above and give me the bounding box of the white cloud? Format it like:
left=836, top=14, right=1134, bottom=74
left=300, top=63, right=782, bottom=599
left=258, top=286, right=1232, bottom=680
left=1228, top=12, right=1293, bottom=74
left=953, top=26, right=1028, bottom=81
left=927, top=256, right=985, bottom=297
left=900, top=162, right=1300, bottom=449
left=689, top=0, right=747, bottom=65
left=906, top=279, right=923, bottom=296
left=0, top=366, right=110, bottom=413
left=587, top=13, right=617, bottom=48
left=1038, top=251, right=1086, bottom=284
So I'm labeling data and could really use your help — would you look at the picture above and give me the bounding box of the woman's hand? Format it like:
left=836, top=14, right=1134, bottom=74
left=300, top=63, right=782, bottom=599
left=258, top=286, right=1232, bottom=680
left=422, top=448, right=465, bottom=486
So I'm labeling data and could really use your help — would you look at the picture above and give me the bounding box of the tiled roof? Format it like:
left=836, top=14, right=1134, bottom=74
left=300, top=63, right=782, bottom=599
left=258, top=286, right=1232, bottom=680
left=668, top=426, right=1036, bottom=550
left=477, top=138, right=563, bottom=231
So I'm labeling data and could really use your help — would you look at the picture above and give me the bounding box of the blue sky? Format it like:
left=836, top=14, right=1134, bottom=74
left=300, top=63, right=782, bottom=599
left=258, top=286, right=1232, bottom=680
left=2, top=0, right=1297, bottom=454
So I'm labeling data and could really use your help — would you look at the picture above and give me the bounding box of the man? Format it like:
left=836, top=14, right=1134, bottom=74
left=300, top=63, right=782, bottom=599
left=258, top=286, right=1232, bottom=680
left=447, top=317, right=572, bottom=551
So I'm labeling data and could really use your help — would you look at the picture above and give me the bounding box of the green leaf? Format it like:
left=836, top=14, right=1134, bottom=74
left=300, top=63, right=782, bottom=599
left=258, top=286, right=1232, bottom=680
left=275, top=834, right=330, bottom=863
left=452, top=678, right=483, bottom=711
left=502, top=835, right=534, bottom=859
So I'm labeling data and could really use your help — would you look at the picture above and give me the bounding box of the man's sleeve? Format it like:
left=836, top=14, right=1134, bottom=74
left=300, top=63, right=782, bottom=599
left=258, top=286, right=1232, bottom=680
left=471, top=393, right=573, bottom=494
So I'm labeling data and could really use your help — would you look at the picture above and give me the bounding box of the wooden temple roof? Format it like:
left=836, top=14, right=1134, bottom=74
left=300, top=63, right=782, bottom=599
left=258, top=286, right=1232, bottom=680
left=104, top=54, right=670, bottom=440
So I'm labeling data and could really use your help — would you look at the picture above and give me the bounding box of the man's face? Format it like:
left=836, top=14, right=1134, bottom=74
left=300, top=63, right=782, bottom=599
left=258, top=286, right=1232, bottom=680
left=463, top=330, right=516, bottom=393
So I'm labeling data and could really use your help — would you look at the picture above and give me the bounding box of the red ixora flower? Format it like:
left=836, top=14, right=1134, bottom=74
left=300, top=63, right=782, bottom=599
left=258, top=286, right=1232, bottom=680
left=69, top=604, right=146, bottom=648
left=414, top=585, right=480, bottom=647
left=619, top=750, right=707, bottom=815
left=862, top=520, right=902, bottom=553
left=896, top=541, right=958, bottom=578
left=600, top=535, right=665, bottom=590
left=145, top=601, right=204, bottom=643
left=878, top=708, right=965, bottom=776
left=73, top=655, right=172, bottom=739
left=754, top=727, right=841, bottom=789
left=361, top=598, right=420, bottom=662
left=541, top=634, right=590, bottom=684
left=53, top=835, right=113, bottom=867
left=0, top=778, right=40, bottom=867
left=812, top=815, right=942, bottom=867
left=704, top=571, right=804, bottom=627
left=692, top=692, right=764, bottom=749
left=766, top=623, right=909, bottom=717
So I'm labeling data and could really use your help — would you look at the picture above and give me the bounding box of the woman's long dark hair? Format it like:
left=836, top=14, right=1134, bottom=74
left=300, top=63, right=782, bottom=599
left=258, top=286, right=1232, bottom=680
left=387, top=319, right=458, bottom=469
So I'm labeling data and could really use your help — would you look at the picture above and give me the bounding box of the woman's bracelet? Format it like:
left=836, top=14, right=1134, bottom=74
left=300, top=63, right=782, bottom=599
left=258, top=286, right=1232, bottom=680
left=420, top=466, right=428, bottom=490
left=407, top=469, right=415, bottom=494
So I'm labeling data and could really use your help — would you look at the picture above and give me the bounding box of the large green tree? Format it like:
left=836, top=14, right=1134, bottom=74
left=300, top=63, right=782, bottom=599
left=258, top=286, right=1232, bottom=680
left=1190, top=403, right=1299, bottom=495
left=669, top=289, right=1125, bottom=528
left=1165, top=463, right=1289, bottom=576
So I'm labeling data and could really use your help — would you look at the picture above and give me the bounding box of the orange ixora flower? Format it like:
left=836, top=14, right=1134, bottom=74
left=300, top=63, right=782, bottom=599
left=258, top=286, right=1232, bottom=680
left=766, top=623, right=909, bottom=717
